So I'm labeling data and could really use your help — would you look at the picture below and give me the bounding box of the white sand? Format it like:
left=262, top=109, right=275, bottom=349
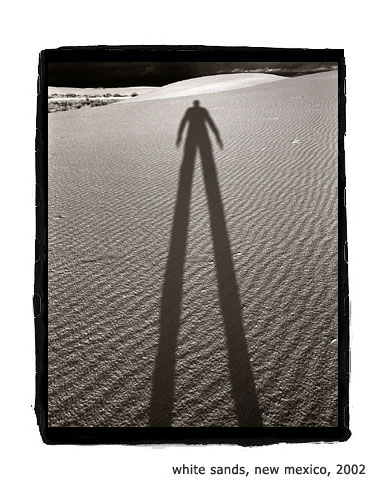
left=122, top=73, right=284, bottom=101
left=48, top=71, right=338, bottom=427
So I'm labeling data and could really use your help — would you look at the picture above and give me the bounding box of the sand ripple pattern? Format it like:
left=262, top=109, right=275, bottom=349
left=48, top=72, right=338, bottom=427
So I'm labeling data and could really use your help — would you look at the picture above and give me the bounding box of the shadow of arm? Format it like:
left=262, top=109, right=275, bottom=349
left=176, top=111, right=189, bottom=146
left=206, top=112, right=223, bottom=149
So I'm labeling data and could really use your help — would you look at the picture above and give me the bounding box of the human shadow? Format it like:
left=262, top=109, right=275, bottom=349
left=149, top=100, right=262, bottom=427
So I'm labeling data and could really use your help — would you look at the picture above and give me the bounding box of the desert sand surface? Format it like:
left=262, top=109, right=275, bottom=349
left=48, top=71, right=338, bottom=427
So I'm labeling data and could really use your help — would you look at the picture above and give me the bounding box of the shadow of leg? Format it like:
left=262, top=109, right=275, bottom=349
left=149, top=139, right=196, bottom=427
left=199, top=137, right=263, bottom=427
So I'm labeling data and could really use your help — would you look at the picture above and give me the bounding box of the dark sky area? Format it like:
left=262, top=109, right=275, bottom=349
left=48, top=61, right=337, bottom=88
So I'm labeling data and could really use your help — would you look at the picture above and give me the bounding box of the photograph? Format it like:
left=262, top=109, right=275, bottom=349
left=4, top=0, right=390, bottom=487
left=42, top=52, right=347, bottom=436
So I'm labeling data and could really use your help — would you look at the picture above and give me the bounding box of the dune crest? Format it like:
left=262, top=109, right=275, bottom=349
left=126, top=73, right=285, bottom=102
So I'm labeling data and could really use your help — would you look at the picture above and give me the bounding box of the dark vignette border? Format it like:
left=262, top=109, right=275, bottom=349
left=34, top=45, right=349, bottom=445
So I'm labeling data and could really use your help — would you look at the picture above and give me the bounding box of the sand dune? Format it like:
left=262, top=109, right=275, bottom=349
left=48, top=71, right=338, bottom=427
left=121, top=73, right=284, bottom=102
left=48, top=74, right=284, bottom=107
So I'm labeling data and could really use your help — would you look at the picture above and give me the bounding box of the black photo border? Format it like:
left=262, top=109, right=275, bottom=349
left=34, top=45, right=349, bottom=445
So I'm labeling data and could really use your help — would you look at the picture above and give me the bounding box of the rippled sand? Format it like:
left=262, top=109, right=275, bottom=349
left=48, top=71, right=338, bottom=427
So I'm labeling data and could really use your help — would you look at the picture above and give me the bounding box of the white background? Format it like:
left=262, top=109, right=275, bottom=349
left=1, top=1, right=389, bottom=488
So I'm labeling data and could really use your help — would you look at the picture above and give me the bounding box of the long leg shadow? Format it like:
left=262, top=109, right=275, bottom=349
left=149, top=113, right=262, bottom=427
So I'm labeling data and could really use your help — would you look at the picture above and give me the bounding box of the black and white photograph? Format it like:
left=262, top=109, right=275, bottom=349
left=44, top=54, right=346, bottom=432
left=3, top=0, right=390, bottom=487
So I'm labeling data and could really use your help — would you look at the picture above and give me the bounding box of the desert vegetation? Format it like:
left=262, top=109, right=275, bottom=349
left=48, top=93, right=138, bottom=113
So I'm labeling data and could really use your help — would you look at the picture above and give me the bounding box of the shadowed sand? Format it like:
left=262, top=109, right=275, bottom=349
left=149, top=101, right=263, bottom=427
left=48, top=72, right=338, bottom=427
